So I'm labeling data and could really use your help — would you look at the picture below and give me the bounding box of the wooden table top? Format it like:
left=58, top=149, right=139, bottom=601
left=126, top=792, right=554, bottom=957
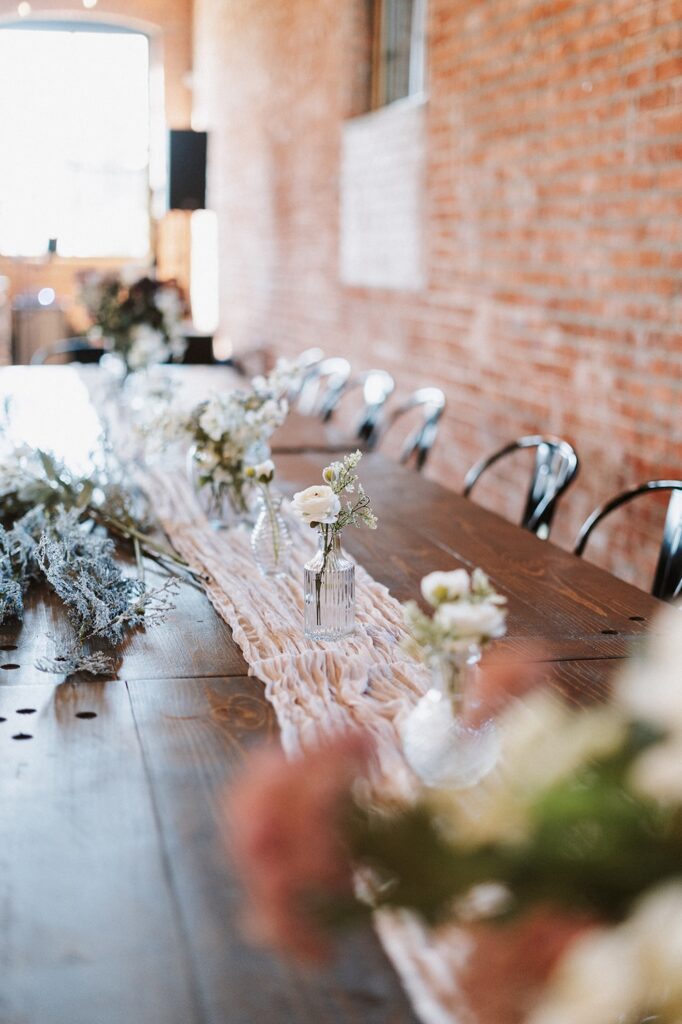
left=0, top=367, right=663, bottom=1024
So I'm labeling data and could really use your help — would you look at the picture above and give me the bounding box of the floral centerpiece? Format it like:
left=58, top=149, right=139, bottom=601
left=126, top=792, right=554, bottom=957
left=246, top=459, right=292, bottom=577
left=401, top=568, right=508, bottom=786
left=227, top=605, right=682, bottom=1024
left=80, top=272, right=187, bottom=373
left=291, top=451, right=377, bottom=640
left=184, top=373, right=289, bottom=527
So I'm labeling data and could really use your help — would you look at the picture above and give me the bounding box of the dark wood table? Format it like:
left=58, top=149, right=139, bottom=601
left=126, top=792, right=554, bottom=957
left=0, top=370, right=662, bottom=1024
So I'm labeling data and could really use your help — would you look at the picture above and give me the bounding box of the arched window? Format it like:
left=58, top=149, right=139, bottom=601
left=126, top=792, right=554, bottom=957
left=0, top=20, right=151, bottom=258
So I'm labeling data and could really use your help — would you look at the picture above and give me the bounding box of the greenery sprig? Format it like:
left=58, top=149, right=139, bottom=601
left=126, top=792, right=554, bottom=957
left=0, top=441, right=198, bottom=678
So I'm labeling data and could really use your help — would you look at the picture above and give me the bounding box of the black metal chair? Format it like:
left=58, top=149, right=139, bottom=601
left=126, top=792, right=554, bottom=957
left=463, top=435, right=579, bottom=539
left=574, top=481, right=682, bottom=601
left=285, top=347, right=324, bottom=400
left=371, top=387, right=446, bottom=471
left=319, top=369, right=395, bottom=440
left=30, top=337, right=103, bottom=365
left=296, top=357, right=351, bottom=417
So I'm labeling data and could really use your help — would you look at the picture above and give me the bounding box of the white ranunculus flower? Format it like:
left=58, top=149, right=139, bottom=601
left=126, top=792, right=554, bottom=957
left=434, top=599, right=506, bottom=640
left=291, top=485, right=341, bottom=525
left=420, top=569, right=471, bottom=606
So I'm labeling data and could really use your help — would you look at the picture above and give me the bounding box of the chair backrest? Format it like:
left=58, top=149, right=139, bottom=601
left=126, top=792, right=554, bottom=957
left=463, top=435, right=579, bottom=538
left=30, top=337, right=103, bottom=366
left=296, top=356, right=351, bottom=417
left=373, top=387, right=446, bottom=471
left=284, top=347, right=324, bottom=400
left=319, top=369, right=395, bottom=439
left=574, top=480, right=682, bottom=602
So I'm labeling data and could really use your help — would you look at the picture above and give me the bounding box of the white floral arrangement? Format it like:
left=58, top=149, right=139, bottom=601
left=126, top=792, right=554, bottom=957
left=183, top=359, right=303, bottom=516
left=80, top=273, right=187, bottom=373
left=403, top=568, right=507, bottom=680
left=291, top=449, right=378, bottom=556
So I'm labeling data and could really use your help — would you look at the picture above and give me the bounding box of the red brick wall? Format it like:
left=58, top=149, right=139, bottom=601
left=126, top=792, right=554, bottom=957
left=194, top=0, right=682, bottom=591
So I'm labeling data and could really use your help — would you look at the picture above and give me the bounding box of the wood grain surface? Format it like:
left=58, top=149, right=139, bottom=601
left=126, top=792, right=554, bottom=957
left=1, top=366, right=664, bottom=1023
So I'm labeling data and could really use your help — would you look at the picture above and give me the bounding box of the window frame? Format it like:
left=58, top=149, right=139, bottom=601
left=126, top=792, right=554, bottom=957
left=370, top=0, right=427, bottom=112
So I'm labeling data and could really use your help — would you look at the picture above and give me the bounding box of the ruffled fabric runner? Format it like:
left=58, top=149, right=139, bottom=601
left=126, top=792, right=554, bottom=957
left=148, top=469, right=472, bottom=1024
left=149, top=471, right=428, bottom=793
left=78, top=367, right=473, bottom=1023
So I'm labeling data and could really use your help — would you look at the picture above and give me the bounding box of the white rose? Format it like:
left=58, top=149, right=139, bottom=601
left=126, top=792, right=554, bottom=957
left=420, top=569, right=471, bottom=606
left=291, top=485, right=341, bottom=526
left=434, top=599, right=506, bottom=640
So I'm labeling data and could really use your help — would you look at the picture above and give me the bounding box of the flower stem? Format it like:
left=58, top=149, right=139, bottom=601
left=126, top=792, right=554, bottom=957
left=93, top=510, right=206, bottom=582
left=262, top=484, right=280, bottom=565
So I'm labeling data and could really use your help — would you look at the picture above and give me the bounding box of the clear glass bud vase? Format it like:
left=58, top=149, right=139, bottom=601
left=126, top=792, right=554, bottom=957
left=251, top=492, right=291, bottom=577
left=187, top=445, right=255, bottom=529
left=401, top=648, right=500, bottom=789
left=303, top=532, right=355, bottom=640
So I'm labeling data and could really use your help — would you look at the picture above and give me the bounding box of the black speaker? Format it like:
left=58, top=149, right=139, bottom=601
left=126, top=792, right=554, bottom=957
left=168, top=130, right=207, bottom=211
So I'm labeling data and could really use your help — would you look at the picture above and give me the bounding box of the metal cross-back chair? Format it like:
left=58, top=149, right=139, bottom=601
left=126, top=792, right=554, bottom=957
left=30, top=337, right=103, bottom=365
left=574, top=480, right=682, bottom=601
left=319, top=369, right=395, bottom=440
left=371, top=387, right=446, bottom=471
left=296, top=356, right=351, bottom=418
left=284, top=347, right=324, bottom=400
left=463, top=435, right=579, bottom=539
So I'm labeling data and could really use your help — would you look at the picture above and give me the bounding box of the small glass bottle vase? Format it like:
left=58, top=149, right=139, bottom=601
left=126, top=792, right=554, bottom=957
left=401, top=648, right=500, bottom=789
left=303, top=533, right=355, bottom=641
left=187, top=446, right=255, bottom=529
left=251, top=492, right=292, bottom=577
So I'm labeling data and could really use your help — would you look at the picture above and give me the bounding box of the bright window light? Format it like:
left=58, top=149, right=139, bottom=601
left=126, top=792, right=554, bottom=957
left=0, top=25, right=150, bottom=258
left=190, top=210, right=219, bottom=335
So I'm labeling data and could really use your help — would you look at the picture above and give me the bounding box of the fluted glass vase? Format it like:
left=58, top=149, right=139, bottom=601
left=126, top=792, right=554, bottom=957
left=187, top=446, right=255, bottom=529
left=303, top=532, right=355, bottom=640
left=251, top=492, right=291, bottom=577
left=401, top=647, right=499, bottom=789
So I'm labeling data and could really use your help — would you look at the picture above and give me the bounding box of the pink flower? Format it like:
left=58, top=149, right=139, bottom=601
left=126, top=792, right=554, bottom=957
left=460, top=907, right=597, bottom=1024
left=225, top=731, right=372, bottom=962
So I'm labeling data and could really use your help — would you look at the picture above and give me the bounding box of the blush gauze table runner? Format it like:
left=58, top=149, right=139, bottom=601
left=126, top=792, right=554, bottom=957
left=149, top=470, right=473, bottom=1024
left=80, top=367, right=477, bottom=1024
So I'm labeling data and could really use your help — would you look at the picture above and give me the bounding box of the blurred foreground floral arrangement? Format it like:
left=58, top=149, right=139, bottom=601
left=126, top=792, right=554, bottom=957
left=228, top=604, right=682, bottom=1024
left=80, top=272, right=188, bottom=372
